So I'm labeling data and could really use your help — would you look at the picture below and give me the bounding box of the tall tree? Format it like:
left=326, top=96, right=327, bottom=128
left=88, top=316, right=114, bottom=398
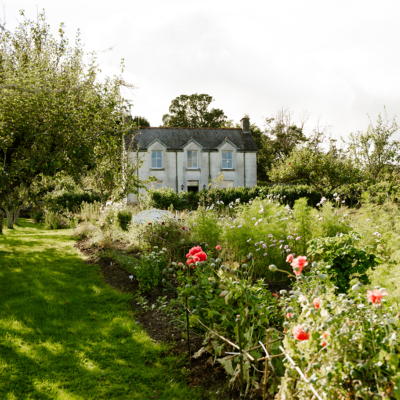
left=0, top=11, right=135, bottom=231
left=132, top=115, right=150, bottom=127
left=345, top=108, right=399, bottom=181
left=162, top=93, right=227, bottom=128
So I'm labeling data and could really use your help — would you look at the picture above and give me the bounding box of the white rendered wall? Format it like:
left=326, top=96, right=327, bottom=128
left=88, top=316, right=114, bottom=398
left=127, top=142, right=257, bottom=203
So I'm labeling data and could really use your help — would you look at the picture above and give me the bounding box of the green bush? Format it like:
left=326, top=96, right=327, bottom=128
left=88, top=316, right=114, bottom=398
left=117, top=210, right=132, bottom=231
left=277, top=263, right=400, bottom=400
left=134, top=249, right=168, bottom=290
left=307, top=231, right=380, bottom=292
left=145, top=185, right=323, bottom=211
left=43, top=189, right=101, bottom=212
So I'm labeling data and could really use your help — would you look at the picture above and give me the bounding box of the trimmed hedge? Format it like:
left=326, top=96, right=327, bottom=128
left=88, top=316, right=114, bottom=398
left=43, top=189, right=101, bottom=211
left=145, top=185, right=323, bottom=210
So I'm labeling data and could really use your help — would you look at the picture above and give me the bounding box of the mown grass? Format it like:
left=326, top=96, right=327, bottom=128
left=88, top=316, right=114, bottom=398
left=0, top=220, right=203, bottom=400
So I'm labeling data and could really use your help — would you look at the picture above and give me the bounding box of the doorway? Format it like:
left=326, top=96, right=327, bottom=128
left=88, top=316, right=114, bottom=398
left=187, top=180, right=199, bottom=193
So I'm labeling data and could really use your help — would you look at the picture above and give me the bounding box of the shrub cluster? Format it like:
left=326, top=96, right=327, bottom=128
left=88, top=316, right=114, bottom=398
left=145, top=185, right=322, bottom=211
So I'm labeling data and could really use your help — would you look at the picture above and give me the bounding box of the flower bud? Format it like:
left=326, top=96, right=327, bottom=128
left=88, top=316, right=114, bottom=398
left=312, top=262, right=318, bottom=268
left=269, top=264, right=277, bottom=272
left=318, top=274, right=327, bottom=281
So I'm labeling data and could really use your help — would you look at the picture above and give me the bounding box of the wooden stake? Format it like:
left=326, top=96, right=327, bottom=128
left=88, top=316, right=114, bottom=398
left=263, top=329, right=270, bottom=400
left=185, top=295, right=191, bottom=360
left=236, top=315, right=245, bottom=398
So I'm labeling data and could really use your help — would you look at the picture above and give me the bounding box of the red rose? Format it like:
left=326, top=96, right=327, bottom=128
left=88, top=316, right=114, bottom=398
left=293, top=325, right=309, bottom=341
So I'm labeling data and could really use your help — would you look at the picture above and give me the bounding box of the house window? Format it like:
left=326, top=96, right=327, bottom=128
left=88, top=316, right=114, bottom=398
left=223, top=180, right=234, bottom=189
left=187, top=151, right=198, bottom=169
left=151, top=150, right=162, bottom=169
left=151, top=180, right=163, bottom=189
left=222, top=150, right=233, bottom=169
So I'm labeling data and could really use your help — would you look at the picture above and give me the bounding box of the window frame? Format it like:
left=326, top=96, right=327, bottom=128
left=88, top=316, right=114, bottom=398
left=222, top=150, right=233, bottom=169
left=151, top=150, right=163, bottom=169
left=187, top=150, right=198, bottom=169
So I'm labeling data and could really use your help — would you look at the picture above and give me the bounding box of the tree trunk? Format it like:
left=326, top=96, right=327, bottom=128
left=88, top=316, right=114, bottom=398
left=5, top=208, right=13, bottom=229
left=14, top=207, right=21, bottom=225
left=0, top=210, right=3, bottom=235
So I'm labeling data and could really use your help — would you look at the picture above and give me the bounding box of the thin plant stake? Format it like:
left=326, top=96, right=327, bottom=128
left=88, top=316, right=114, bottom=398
left=185, top=295, right=191, bottom=359
left=262, top=329, right=270, bottom=400
left=279, top=345, right=323, bottom=400
left=236, top=315, right=245, bottom=398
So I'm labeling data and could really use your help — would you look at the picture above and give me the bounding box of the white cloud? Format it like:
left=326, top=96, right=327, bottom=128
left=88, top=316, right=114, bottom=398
left=3, top=0, right=400, bottom=138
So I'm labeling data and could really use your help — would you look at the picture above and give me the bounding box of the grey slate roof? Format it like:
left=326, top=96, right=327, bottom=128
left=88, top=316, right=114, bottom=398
left=125, top=127, right=258, bottom=152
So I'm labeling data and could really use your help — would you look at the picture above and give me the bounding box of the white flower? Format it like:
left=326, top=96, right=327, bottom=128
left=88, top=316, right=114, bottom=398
left=252, top=217, right=256, bottom=220
left=236, top=198, right=240, bottom=203
left=319, top=217, right=323, bottom=221
left=247, top=238, right=252, bottom=242
left=255, top=222, right=258, bottom=226
left=333, top=193, right=337, bottom=197
left=238, top=225, right=242, bottom=228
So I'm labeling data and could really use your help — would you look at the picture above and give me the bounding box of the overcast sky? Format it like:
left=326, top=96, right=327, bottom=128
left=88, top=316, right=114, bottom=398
left=3, top=0, right=400, bottom=140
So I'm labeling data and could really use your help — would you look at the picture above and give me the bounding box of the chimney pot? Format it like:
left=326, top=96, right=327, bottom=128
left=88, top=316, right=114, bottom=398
left=240, top=117, right=250, bottom=132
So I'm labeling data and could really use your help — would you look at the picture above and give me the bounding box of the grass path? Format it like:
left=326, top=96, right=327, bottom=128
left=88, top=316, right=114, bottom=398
left=0, top=220, right=201, bottom=400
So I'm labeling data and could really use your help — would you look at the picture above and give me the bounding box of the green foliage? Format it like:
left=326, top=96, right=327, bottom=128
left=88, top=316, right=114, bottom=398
left=43, top=189, right=101, bottom=212
left=146, top=184, right=322, bottom=211
left=188, top=206, right=222, bottom=250
left=135, top=249, right=168, bottom=290
left=346, top=108, right=399, bottom=180
left=117, top=210, right=132, bottom=231
left=81, top=201, right=101, bottom=222
left=307, top=232, right=380, bottom=292
left=0, top=11, right=135, bottom=226
left=132, top=115, right=150, bottom=127
left=175, top=254, right=284, bottom=392
left=270, top=147, right=363, bottom=194
left=129, top=216, right=194, bottom=261
left=278, top=264, right=400, bottom=400
left=162, top=93, right=228, bottom=128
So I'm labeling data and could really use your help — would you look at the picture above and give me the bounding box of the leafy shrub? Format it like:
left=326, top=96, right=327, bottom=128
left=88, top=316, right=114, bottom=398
left=134, top=249, right=168, bottom=290
left=145, top=185, right=322, bottom=211
left=31, top=209, right=44, bottom=223
left=276, top=263, right=400, bottom=400
left=188, top=206, right=222, bottom=250
left=129, top=215, right=196, bottom=260
left=43, top=189, right=101, bottom=212
left=175, top=247, right=283, bottom=393
left=81, top=201, right=101, bottom=222
left=307, top=231, right=380, bottom=292
left=43, top=210, right=70, bottom=229
left=117, top=210, right=132, bottom=231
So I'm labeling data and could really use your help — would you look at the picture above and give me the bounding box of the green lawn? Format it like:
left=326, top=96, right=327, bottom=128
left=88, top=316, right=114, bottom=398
left=0, top=220, right=201, bottom=400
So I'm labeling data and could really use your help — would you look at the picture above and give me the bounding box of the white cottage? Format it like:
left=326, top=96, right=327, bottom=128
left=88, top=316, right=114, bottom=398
left=126, top=117, right=258, bottom=202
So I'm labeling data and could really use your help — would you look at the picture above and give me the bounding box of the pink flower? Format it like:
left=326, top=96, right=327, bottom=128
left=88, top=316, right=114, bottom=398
left=291, top=256, right=308, bottom=275
left=186, top=246, right=207, bottom=267
left=293, top=325, right=309, bottom=341
left=216, top=245, right=221, bottom=250
left=313, top=298, right=320, bottom=309
left=286, top=313, right=293, bottom=319
left=367, top=289, right=388, bottom=305
left=286, top=254, right=294, bottom=263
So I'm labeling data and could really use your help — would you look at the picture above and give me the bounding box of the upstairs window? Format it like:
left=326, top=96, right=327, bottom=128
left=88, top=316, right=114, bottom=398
left=187, top=151, right=198, bottom=169
left=222, top=150, right=233, bottom=169
left=151, top=150, right=162, bottom=169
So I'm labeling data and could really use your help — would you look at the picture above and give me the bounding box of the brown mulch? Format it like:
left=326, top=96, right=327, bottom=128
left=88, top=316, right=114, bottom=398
left=75, top=238, right=231, bottom=398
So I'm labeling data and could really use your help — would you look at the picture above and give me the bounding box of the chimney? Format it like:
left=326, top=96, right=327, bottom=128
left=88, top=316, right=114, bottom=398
left=240, top=116, right=250, bottom=132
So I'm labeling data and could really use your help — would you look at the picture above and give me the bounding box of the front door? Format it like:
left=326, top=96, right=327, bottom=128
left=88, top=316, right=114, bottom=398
left=187, top=180, right=199, bottom=193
